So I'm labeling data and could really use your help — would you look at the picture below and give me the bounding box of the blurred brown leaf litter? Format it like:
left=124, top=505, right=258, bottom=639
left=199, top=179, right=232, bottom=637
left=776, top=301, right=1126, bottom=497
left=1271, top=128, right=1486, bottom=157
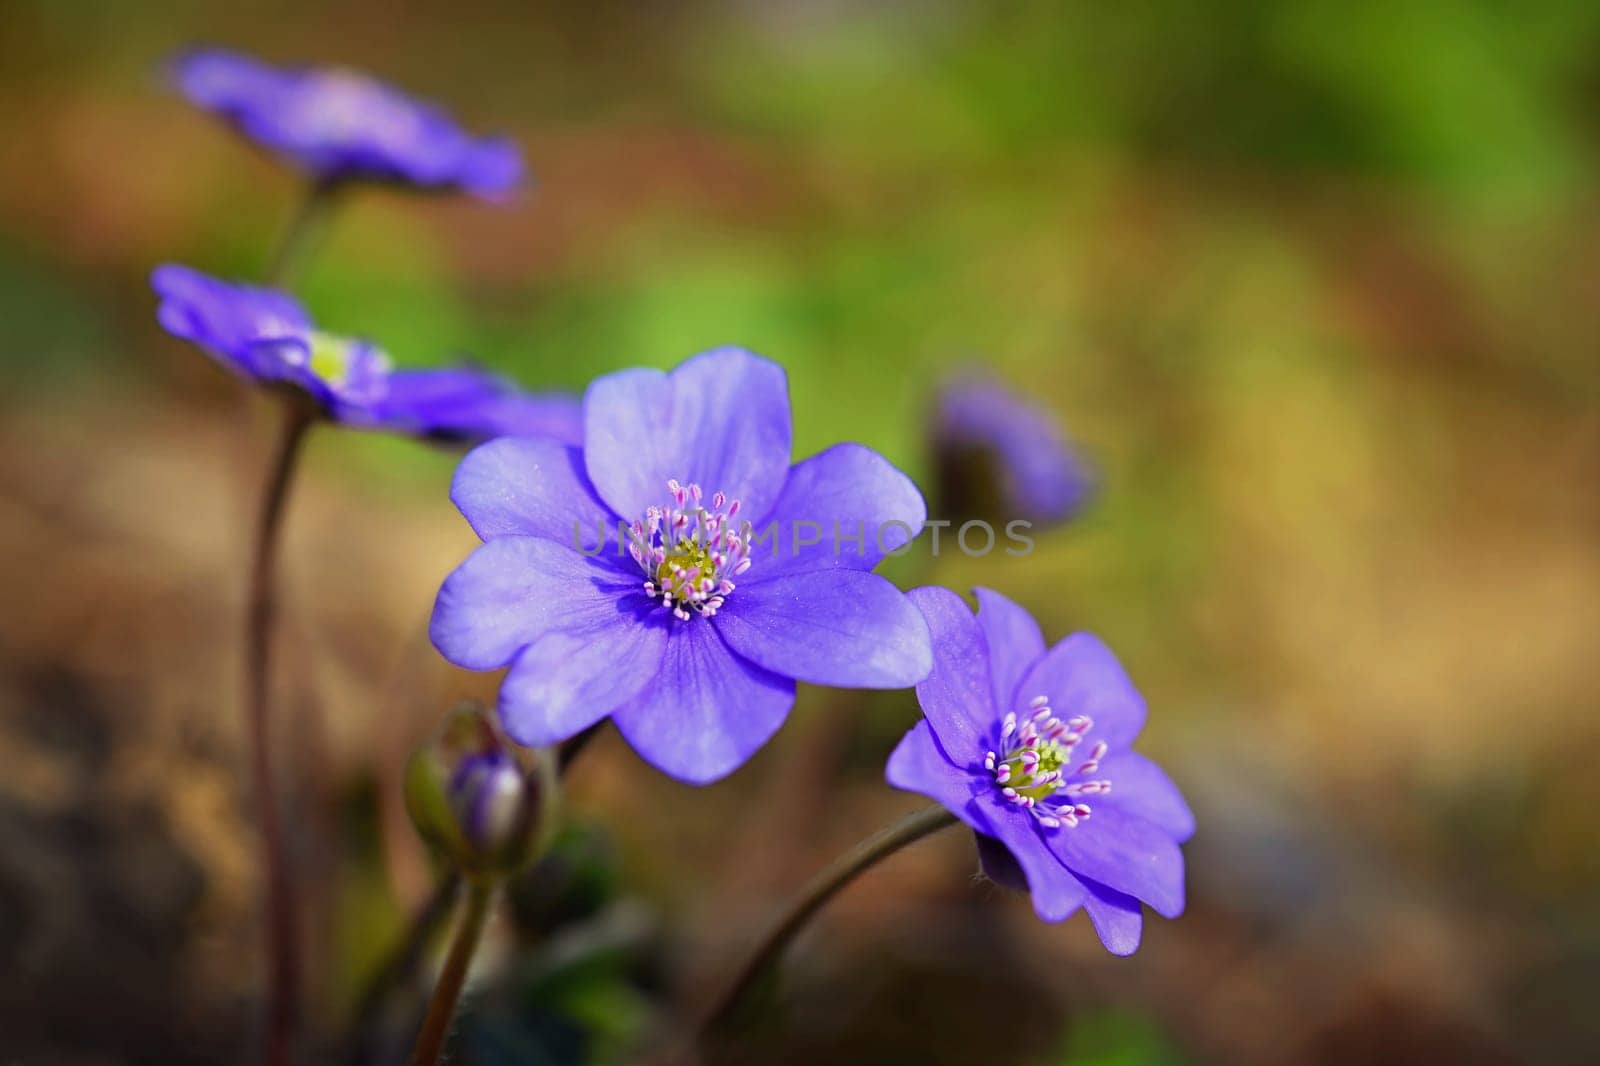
left=2, top=1, right=1599, bottom=1063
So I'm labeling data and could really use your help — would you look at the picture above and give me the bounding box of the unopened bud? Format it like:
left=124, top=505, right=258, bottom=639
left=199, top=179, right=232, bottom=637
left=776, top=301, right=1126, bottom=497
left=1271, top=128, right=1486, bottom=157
left=931, top=370, right=1092, bottom=529
left=405, top=704, right=557, bottom=881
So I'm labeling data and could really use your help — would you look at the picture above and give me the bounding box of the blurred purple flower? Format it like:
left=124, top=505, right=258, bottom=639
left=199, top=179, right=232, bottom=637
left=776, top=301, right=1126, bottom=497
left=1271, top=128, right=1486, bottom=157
left=152, top=264, right=579, bottom=443
left=933, top=371, right=1092, bottom=526
left=430, top=347, right=933, bottom=784
left=172, top=47, right=522, bottom=198
left=887, top=587, right=1192, bottom=955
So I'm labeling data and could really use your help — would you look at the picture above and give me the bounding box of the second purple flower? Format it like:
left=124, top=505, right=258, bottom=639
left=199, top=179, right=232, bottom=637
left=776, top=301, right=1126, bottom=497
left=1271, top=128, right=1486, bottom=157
left=887, top=586, right=1192, bottom=954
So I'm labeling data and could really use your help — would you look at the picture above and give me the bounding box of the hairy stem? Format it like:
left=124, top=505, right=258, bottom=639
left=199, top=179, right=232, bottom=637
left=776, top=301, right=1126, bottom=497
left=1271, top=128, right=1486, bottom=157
left=265, top=180, right=341, bottom=289
left=344, top=716, right=588, bottom=1060
left=408, top=882, right=496, bottom=1066
left=248, top=403, right=313, bottom=1066
left=695, top=804, right=958, bottom=1045
left=344, top=872, right=462, bottom=1065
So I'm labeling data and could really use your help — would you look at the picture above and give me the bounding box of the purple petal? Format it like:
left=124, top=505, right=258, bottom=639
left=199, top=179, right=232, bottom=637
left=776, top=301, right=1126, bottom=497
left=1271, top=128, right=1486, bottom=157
left=975, top=793, right=1089, bottom=922
left=888, top=723, right=1096, bottom=926
left=1080, top=878, right=1144, bottom=956
left=429, top=536, right=638, bottom=670
left=450, top=437, right=616, bottom=545
left=582, top=348, right=791, bottom=523
left=609, top=622, right=795, bottom=784
left=1014, top=632, right=1147, bottom=750
left=905, top=586, right=996, bottom=766
left=469, top=389, right=583, bottom=446
left=713, top=570, right=931, bottom=688
left=172, top=48, right=283, bottom=112
left=1037, top=804, right=1185, bottom=919
left=884, top=721, right=992, bottom=835
left=151, top=263, right=312, bottom=386
left=499, top=605, right=669, bottom=747
left=356, top=368, right=581, bottom=445
left=345, top=367, right=495, bottom=433
left=973, top=587, right=1045, bottom=715
left=1097, top=752, right=1196, bottom=843
left=458, top=136, right=525, bottom=199
left=746, top=443, right=925, bottom=580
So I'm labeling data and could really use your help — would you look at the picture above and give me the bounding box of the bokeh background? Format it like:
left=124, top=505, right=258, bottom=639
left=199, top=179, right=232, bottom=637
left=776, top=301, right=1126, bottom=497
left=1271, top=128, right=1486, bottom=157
left=2, top=1, right=1597, bottom=1063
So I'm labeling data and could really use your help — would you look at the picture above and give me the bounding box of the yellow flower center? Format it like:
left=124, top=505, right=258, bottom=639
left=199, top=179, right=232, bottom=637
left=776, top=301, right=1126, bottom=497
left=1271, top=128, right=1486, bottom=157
left=996, top=743, right=1067, bottom=804
left=308, top=330, right=359, bottom=386
left=986, top=701, right=1112, bottom=829
left=656, top=539, right=715, bottom=603
left=627, top=480, right=753, bottom=621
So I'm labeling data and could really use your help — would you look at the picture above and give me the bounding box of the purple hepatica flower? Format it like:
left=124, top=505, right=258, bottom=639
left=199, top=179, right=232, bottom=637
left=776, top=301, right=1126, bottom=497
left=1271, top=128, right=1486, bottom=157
left=887, top=587, right=1193, bottom=955
left=152, top=264, right=580, bottom=444
left=933, top=372, right=1092, bottom=527
left=173, top=47, right=522, bottom=198
left=430, top=347, right=934, bottom=784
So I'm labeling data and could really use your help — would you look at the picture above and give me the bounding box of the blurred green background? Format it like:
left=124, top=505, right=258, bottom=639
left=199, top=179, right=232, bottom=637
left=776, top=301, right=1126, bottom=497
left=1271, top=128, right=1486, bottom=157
left=1, top=1, right=1597, bottom=1063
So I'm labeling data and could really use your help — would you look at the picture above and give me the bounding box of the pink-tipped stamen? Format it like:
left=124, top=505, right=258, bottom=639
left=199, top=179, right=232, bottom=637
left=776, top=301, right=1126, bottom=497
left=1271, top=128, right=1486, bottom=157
left=984, top=702, right=1114, bottom=829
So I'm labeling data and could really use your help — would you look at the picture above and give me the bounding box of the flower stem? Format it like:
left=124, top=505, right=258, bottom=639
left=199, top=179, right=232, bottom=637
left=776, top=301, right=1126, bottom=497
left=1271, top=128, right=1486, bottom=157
left=408, top=881, right=497, bottom=1066
left=344, top=871, right=462, bottom=1065
left=248, top=401, right=313, bottom=1066
left=695, top=804, right=958, bottom=1044
left=266, top=180, right=341, bottom=289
